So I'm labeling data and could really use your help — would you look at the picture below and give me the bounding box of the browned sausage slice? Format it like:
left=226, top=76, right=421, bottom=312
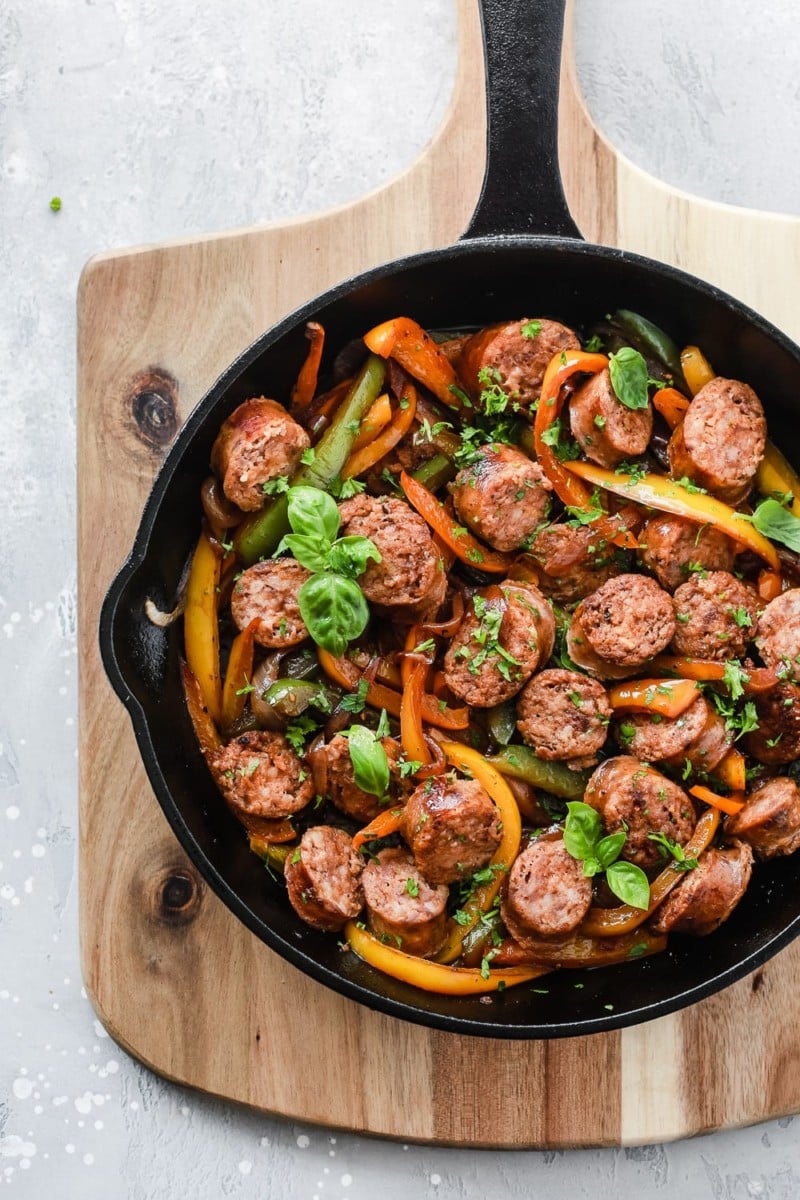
left=614, top=694, right=732, bottom=773
left=667, top=377, right=766, bottom=503
left=458, top=318, right=581, bottom=413
left=568, top=367, right=653, bottom=468
left=230, top=559, right=311, bottom=648
left=585, top=756, right=695, bottom=869
left=401, top=776, right=503, bottom=885
left=338, top=493, right=441, bottom=610
left=211, top=397, right=310, bottom=512
left=316, top=735, right=408, bottom=824
left=649, top=841, right=753, bottom=936
left=725, top=777, right=800, bottom=858
left=211, top=730, right=314, bottom=819
left=362, top=848, right=449, bottom=957
left=638, top=513, right=736, bottom=593
left=671, top=570, right=760, bottom=661
left=516, top=669, right=611, bottom=769
left=450, top=443, right=552, bottom=552
left=755, top=589, right=800, bottom=680
left=528, top=523, right=622, bottom=605
left=571, top=574, right=675, bottom=673
left=284, top=826, right=364, bottom=932
left=744, top=682, right=800, bottom=765
left=501, top=838, right=592, bottom=942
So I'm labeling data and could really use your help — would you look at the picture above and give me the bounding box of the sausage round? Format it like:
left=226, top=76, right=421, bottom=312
left=585, top=756, right=696, bottom=869
left=755, top=589, right=800, bottom=680
left=516, top=669, right=611, bottom=769
left=649, top=841, right=753, bottom=936
left=443, top=582, right=556, bottom=707
left=725, top=777, right=800, bottom=858
left=211, top=730, right=314, bottom=819
left=284, top=826, right=364, bottom=932
left=571, top=574, right=675, bottom=671
left=528, top=523, right=622, bottom=605
left=568, top=367, right=653, bottom=468
left=667, top=377, right=766, bottom=503
left=744, top=682, right=800, bottom=765
left=401, top=775, right=503, bottom=885
left=338, top=493, right=441, bottom=610
left=230, top=559, right=311, bottom=648
left=637, top=513, right=736, bottom=593
left=671, top=570, right=760, bottom=661
left=210, top=397, right=310, bottom=512
left=501, top=837, right=592, bottom=942
left=450, top=443, right=552, bottom=552
left=458, top=318, right=581, bottom=413
left=362, top=848, right=449, bottom=957
left=614, top=694, right=732, bottom=772
left=318, top=734, right=407, bottom=823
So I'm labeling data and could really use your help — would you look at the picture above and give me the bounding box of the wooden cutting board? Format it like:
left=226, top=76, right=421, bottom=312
left=77, top=0, right=800, bottom=1147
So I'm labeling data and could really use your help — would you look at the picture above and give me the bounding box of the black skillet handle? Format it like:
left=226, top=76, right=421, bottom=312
left=463, top=0, right=582, bottom=241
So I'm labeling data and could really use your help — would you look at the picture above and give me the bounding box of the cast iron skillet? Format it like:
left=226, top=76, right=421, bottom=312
left=101, top=0, right=800, bottom=1038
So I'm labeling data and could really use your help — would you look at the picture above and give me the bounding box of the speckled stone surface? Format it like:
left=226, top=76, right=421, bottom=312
left=2, top=1, right=800, bottom=1196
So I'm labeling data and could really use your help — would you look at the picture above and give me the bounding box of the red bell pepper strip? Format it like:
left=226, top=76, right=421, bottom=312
left=689, top=784, right=745, bottom=816
left=400, top=470, right=513, bottom=574
left=289, top=321, right=325, bottom=416
left=533, top=349, right=608, bottom=508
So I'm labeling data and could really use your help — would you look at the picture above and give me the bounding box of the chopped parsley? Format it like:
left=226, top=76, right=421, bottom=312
left=262, top=474, right=290, bottom=496
left=521, top=319, right=542, bottom=340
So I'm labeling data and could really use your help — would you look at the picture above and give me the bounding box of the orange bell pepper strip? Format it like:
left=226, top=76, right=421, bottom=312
left=689, top=784, right=745, bottom=816
left=434, top=743, right=522, bottom=965
left=342, top=387, right=417, bottom=479
left=680, top=344, right=716, bottom=396
left=242, top=816, right=297, bottom=847
left=650, top=655, right=778, bottom=694
left=493, top=928, right=667, bottom=968
left=756, top=440, right=800, bottom=519
left=565, top=460, right=780, bottom=569
left=401, top=661, right=432, bottom=766
left=289, top=321, right=325, bottom=416
left=607, top=677, right=700, bottom=719
left=220, top=619, right=258, bottom=730
left=180, top=660, right=222, bottom=760
left=652, top=387, right=690, bottom=429
left=757, top=569, right=783, bottom=602
left=352, top=806, right=406, bottom=853
left=713, top=749, right=747, bottom=794
left=580, top=807, right=720, bottom=937
left=349, top=393, right=392, bottom=452
left=345, top=920, right=549, bottom=994
left=362, top=317, right=462, bottom=410
left=533, top=349, right=608, bottom=508
left=317, top=648, right=469, bottom=731
left=184, top=530, right=223, bottom=723
left=400, top=470, right=513, bottom=574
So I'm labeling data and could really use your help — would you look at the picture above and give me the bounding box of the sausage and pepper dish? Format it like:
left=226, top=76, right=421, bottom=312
left=179, top=308, right=800, bottom=996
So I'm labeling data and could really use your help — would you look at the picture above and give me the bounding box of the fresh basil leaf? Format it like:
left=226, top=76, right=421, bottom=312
left=606, top=860, right=650, bottom=910
left=581, top=856, right=602, bottom=878
left=563, top=800, right=602, bottom=862
left=297, top=572, right=369, bottom=656
left=595, top=831, right=626, bottom=871
left=608, top=347, right=650, bottom=411
left=287, top=485, right=341, bottom=541
left=345, top=724, right=390, bottom=798
left=746, top=497, right=800, bottom=552
left=326, top=535, right=382, bottom=579
left=274, top=532, right=331, bottom=573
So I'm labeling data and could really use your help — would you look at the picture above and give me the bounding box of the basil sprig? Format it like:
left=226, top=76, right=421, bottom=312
left=736, top=496, right=800, bottom=552
left=608, top=346, right=653, bottom=411
left=343, top=724, right=390, bottom=798
left=563, top=801, right=650, bottom=909
left=275, top=486, right=380, bottom=656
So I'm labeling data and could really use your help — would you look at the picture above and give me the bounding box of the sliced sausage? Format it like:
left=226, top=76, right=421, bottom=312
left=614, top=694, right=732, bottom=772
left=443, top=582, right=556, bottom=707
left=362, top=847, right=449, bottom=957
left=755, top=589, right=800, bottom=680
left=568, top=367, right=653, bottom=468
left=516, top=669, right=611, bottom=769
left=230, top=559, right=310, bottom=648
left=585, top=756, right=695, bottom=869
left=317, top=734, right=408, bottom=824
left=437, top=334, right=470, bottom=365
left=450, top=443, right=552, bottom=552
left=284, top=826, right=364, bottom=932
left=528, top=522, right=623, bottom=605
left=725, top=777, right=800, bottom=858
left=338, top=493, right=441, bottom=611
left=210, top=397, right=310, bottom=512
left=401, top=776, right=503, bottom=885
left=566, top=611, right=640, bottom=681
left=744, top=682, right=800, bottom=765
left=667, top=377, right=766, bottom=503
left=211, top=730, right=314, bottom=820
left=458, top=318, right=581, bottom=413
left=649, top=841, right=753, bottom=936
left=638, top=513, right=736, bottom=593
left=501, top=837, right=592, bottom=942
left=571, top=574, right=675, bottom=673
left=671, top=570, right=760, bottom=661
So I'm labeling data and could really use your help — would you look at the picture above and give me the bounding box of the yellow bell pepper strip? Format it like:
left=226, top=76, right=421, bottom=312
left=289, top=321, right=325, bottom=417
left=184, top=530, right=223, bottom=723
left=713, top=748, right=747, bottom=794
left=580, top=807, right=720, bottom=937
left=486, top=745, right=590, bottom=801
left=180, top=659, right=222, bottom=760
left=680, top=344, right=716, bottom=396
left=564, top=460, right=781, bottom=569
left=756, top=440, right=800, bottom=519
left=493, top=927, right=667, bottom=968
left=241, top=814, right=297, bottom=846
left=689, top=784, right=745, bottom=816
left=401, top=661, right=432, bottom=767
left=317, top=648, right=469, bottom=731
left=342, top=387, right=417, bottom=479
left=249, top=839, right=292, bottom=875
left=533, top=349, right=608, bottom=508
left=400, top=470, right=514, bottom=574
left=652, top=387, right=690, bottom=430
left=350, top=393, right=392, bottom=452
left=650, top=654, right=778, bottom=695
left=434, top=742, right=522, bottom=965
left=345, top=920, right=548, bottom=994
left=352, top=807, right=405, bottom=853
left=607, top=677, right=700, bottom=719
left=362, top=317, right=462, bottom=410
left=220, top=619, right=258, bottom=730
left=757, top=568, right=783, bottom=601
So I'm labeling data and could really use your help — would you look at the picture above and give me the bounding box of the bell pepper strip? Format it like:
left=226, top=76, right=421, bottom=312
left=401, top=624, right=425, bottom=688
left=757, top=568, right=783, bottom=601
left=342, top=388, right=417, bottom=479
left=241, top=815, right=297, bottom=847
left=533, top=349, right=608, bottom=508
left=249, top=839, right=292, bottom=874
left=650, top=655, right=778, bottom=695
left=350, top=393, right=392, bottom=452
left=352, top=807, right=405, bottom=853
left=289, top=321, right=325, bottom=417
left=401, top=661, right=432, bottom=766
left=400, top=470, right=513, bottom=574
left=689, top=784, right=745, bottom=816
left=305, top=375, right=354, bottom=439
left=410, top=453, right=457, bottom=492
left=362, top=317, right=462, bottom=410
left=580, top=807, right=721, bottom=937
left=564, top=460, right=781, bottom=569
left=180, top=660, right=222, bottom=760
left=652, top=387, right=690, bottom=430
left=614, top=310, right=684, bottom=380
left=317, top=648, right=469, bottom=730
left=607, top=678, right=700, bottom=719
left=756, top=440, right=800, bottom=519
left=220, top=619, right=258, bottom=730
left=713, top=749, right=747, bottom=793
left=434, top=743, right=522, bottom=965
left=344, top=920, right=549, bottom=994
left=493, top=928, right=667, bottom=968
left=680, top=344, right=716, bottom=396
left=235, top=354, right=386, bottom=564
left=486, top=745, right=590, bottom=801
left=184, top=530, right=223, bottom=723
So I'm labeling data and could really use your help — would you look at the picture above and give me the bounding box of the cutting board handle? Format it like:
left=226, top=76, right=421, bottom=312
left=463, top=0, right=582, bottom=241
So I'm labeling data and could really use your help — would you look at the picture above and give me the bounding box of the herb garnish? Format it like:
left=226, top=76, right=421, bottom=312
left=563, top=802, right=650, bottom=909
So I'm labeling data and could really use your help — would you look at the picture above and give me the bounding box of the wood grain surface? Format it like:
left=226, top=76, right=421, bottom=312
left=77, top=0, right=800, bottom=1147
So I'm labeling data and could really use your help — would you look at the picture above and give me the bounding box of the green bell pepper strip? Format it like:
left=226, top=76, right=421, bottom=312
left=485, top=745, right=590, bottom=801
left=234, top=355, right=386, bottom=564
left=486, top=701, right=517, bottom=746
left=411, top=452, right=456, bottom=491
left=259, top=678, right=338, bottom=720
left=613, top=309, right=685, bottom=385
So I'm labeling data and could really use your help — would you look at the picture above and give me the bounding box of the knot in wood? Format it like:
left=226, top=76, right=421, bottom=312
left=149, top=864, right=203, bottom=927
left=128, top=368, right=180, bottom=452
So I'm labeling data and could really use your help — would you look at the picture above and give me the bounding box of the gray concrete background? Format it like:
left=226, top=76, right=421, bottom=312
left=2, top=1, right=799, bottom=1196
